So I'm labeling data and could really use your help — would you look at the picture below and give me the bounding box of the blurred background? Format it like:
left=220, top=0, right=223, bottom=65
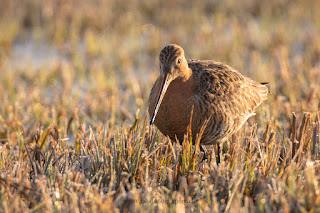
left=1, top=1, right=320, bottom=211
left=0, top=0, right=319, bottom=130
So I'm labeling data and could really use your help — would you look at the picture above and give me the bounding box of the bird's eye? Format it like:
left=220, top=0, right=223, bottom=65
left=177, top=59, right=181, bottom=65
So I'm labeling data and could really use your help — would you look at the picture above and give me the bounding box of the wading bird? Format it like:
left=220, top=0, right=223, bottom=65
left=148, top=44, right=268, bottom=164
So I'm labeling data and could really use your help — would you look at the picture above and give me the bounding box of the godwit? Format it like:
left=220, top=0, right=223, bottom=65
left=148, top=44, right=268, bottom=163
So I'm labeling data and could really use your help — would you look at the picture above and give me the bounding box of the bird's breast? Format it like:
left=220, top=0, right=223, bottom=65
left=150, top=78, right=195, bottom=141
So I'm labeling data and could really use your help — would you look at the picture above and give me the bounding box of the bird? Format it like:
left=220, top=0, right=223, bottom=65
left=148, top=44, right=269, bottom=163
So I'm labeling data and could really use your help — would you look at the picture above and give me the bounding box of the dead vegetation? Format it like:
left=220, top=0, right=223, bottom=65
left=0, top=0, right=320, bottom=212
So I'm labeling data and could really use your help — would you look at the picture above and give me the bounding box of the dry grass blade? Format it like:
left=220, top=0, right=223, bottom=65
left=146, top=142, right=163, bottom=159
left=263, top=120, right=271, bottom=144
left=132, top=117, right=147, bottom=177
left=189, top=115, right=211, bottom=171
left=52, top=150, right=68, bottom=166
left=291, top=112, right=297, bottom=158
left=25, top=147, right=37, bottom=177
left=1, top=0, right=320, bottom=211
left=312, top=118, right=319, bottom=159
left=297, top=112, right=310, bottom=145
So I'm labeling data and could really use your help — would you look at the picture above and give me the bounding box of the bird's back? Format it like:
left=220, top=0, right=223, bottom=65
left=188, top=59, right=268, bottom=144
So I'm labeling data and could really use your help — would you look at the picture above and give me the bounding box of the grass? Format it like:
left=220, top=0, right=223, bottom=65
left=0, top=0, right=320, bottom=212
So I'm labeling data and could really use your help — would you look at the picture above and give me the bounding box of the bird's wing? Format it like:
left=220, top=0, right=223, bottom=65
left=189, top=59, right=268, bottom=117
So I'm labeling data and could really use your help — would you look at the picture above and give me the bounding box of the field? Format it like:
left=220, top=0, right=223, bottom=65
left=0, top=0, right=320, bottom=212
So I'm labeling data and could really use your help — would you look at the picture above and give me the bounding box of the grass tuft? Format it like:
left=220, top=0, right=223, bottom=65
left=1, top=0, right=320, bottom=211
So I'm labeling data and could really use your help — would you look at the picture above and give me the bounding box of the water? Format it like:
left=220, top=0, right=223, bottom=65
left=9, top=39, right=63, bottom=70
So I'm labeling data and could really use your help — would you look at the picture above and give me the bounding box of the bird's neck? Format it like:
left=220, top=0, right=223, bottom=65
left=173, top=68, right=194, bottom=93
left=180, top=67, right=193, bottom=82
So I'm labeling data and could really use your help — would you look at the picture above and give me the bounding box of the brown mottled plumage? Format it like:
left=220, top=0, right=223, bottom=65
left=148, top=44, right=268, bottom=148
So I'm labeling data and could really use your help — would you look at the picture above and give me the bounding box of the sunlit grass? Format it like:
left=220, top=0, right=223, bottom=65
left=0, top=0, right=320, bottom=211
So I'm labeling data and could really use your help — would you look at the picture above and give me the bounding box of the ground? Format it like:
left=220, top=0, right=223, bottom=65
left=0, top=0, right=320, bottom=212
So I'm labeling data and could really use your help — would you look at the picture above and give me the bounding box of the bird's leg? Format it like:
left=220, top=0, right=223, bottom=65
left=214, top=143, right=221, bottom=165
left=200, top=145, right=208, bottom=162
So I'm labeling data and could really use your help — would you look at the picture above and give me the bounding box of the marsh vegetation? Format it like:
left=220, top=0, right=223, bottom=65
left=0, top=0, right=320, bottom=212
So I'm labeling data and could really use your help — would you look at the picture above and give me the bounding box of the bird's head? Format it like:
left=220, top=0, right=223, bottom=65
left=150, top=44, right=189, bottom=125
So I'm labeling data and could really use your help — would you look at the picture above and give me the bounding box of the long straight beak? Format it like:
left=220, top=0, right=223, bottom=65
left=150, top=73, right=171, bottom=125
